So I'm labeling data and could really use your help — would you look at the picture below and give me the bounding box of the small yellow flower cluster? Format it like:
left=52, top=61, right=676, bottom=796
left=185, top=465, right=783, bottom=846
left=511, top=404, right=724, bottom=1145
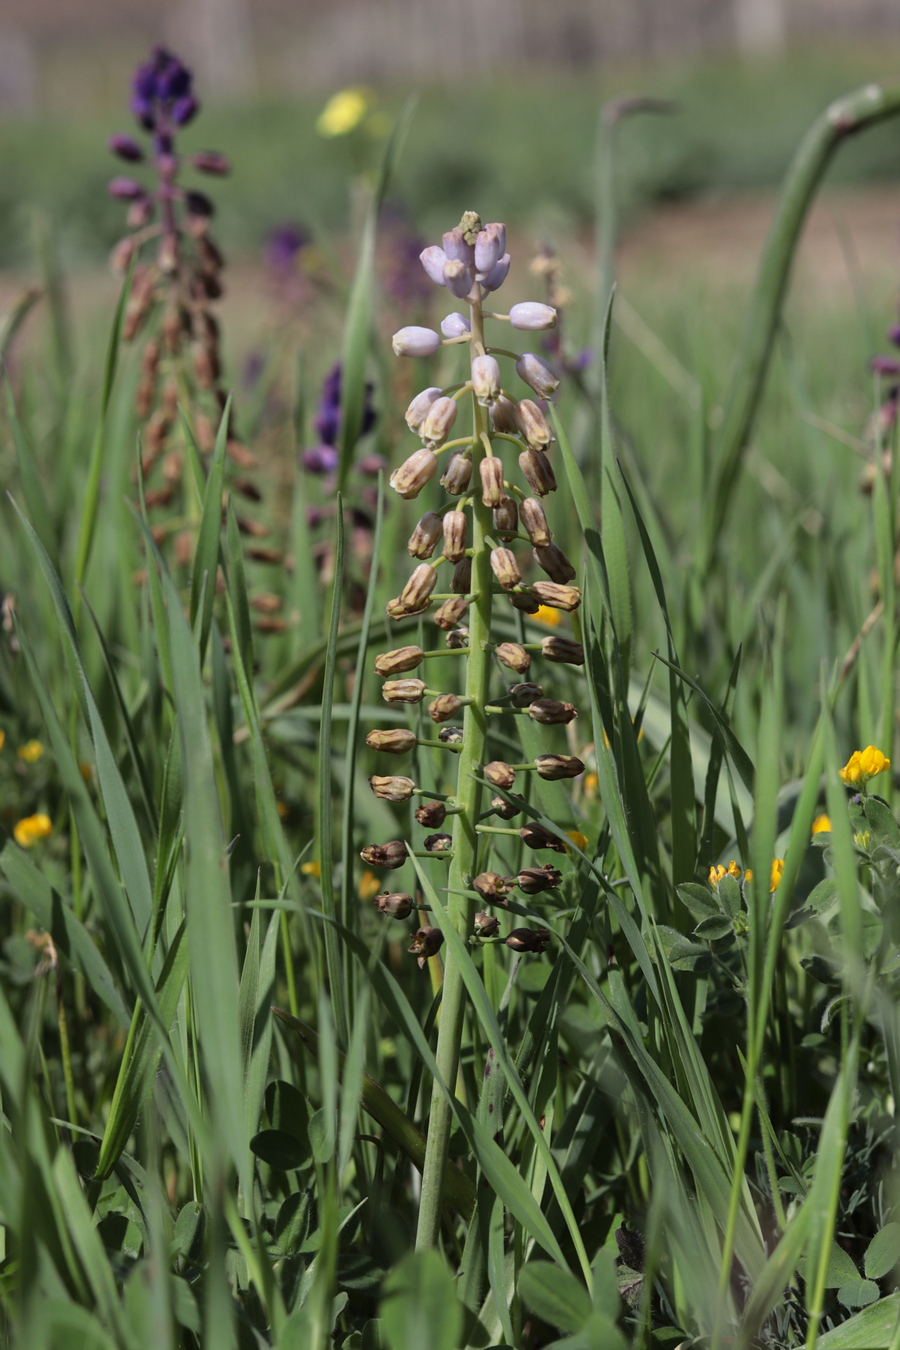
left=14, top=814, right=52, bottom=848
left=709, top=858, right=784, bottom=893
left=839, top=745, right=890, bottom=788
left=566, top=830, right=589, bottom=852
left=811, top=813, right=831, bottom=835
left=17, top=740, right=44, bottom=764
left=708, top=860, right=742, bottom=885
left=0, top=729, right=5, bottom=752
left=316, top=87, right=372, bottom=138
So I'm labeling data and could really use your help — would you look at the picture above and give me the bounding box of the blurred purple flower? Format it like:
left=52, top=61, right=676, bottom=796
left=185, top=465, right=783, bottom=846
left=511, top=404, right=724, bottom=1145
left=302, top=444, right=339, bottom=474
left=380, top=203, right=432, bottom=312
left=871, top=356, right=900, bottom=376
left=301, top=362, right=378, bottom=474
left=130, top=47, right=198, bottom=133
left=264, top=223, right=311, bottom=275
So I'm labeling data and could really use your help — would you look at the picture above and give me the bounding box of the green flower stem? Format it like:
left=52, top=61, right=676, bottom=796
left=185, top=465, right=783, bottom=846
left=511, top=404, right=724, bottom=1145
left=415, top=289, right=494, bottom=1253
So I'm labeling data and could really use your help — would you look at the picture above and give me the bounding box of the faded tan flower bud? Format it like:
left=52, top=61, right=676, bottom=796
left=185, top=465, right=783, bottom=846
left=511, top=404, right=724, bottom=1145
left=415, top=801, right=447, bottom=828
left=510, top=681, right=543, bottom=707
left=496, top=642, right=531, bottom=674
left=409, top=926, right=444, bottom=967
left=370, top=775, right=416, bottom=802
left=531, top=581, right=581, bottom=612
left=434, top=596, right=468, bottom=629
left=473, top=871, right=513, bottom=903
left=375, top=891, right=414, bottom=919
left=441, top=451, right=472, bottom=495
left=505, top=927, right=551, bottom=953
left=527, top=699, right=578, bottom=725
left=472, top=354, right=501, bottom=406
left=520, top=497, right=552, bottom=547
left=484, top=761, right=516, bottom=790
left=479, top=456, right=505, bottom=508
left=400, top=564, right=438, bottom=610
left=535, top=754, right=585, bottom=780
left=390, top=448, right=439, bottom=499
left=490, top=396, right=520, bottom=435
left=451, top=559, right=472, bottom=594
left=534, top=543, right=576, bottom=584
left=374, top=645, right=424, bottom=676
left=519, top=449, right=557, bottom=496
left=516, top=865, right=562, bottom=894
left=516, top=352, right=560, bottom=400
left=541, top=636, right=585, bottom=664
left=429, top=694, right=463, bottom=723
left=493, top=496, right=518, bottom=535
left=366, top=728, right=418, bottom=753
left=474, top=911, right=500, bottom=936
left=442, top=510, right=468, bottom=563
left=520, top=822, right=567, bottom=853
left=360, top=841, right=407, bottom=868
left=407, top=511, right=443, bottom=559
left=421, top=395, right=458, bottom=448
left=491, top=795, right=521, bottom=819
left=490, top=547, right=522, bottom=590
left=445, top=627, right=469, bottom=649
left=382, top=679, right=427, bottom=704
left=405, top=386, right=442, bottom=431
left=424, top=832, right=453, bottom=853
left=515, top=399, right=552, bottom=450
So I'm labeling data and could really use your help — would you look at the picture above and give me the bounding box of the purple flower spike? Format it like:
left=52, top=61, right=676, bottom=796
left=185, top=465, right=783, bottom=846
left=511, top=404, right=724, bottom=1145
left=303, top=444, right=340, bottom=474
left=108, top=177, right=145, bottom=200
left=109, top=133, right=144, bottom=162
left=172, top=95, right=199, bottom=127
left=130, top=96, right=154, bottom=130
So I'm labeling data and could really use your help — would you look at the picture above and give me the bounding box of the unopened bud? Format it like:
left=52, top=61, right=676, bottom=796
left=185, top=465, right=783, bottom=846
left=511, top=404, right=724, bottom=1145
left=405, top=387, right=442, bottom=431
left=520, top=498, right=552, bottom=546
left=370, top=775, right=416, bottom=801
left=409, top=926, right=444, bottom=967
left=415, top=801, right=447, bottom=828
left=438, top=726, right=464, bottom=744
left=473, top=871, right=513, bottom=903
left=108, top=176, right=144, bottom=200
left=474, top=911, right=500, bottom=936
left=441, top=312, right=470, bottom=339
left=429, top=694, right=463, bottom=723
left=519, top=449, right=557, bottom=496
left=435, top=596, right=468, bottom=629
left=382, top=679, right=427, bottom=704
left=408, top=511, right=443, bottom=559
left=360, top=840, right=407, bottom=868
left=472, top=354, right=501, bottom=406
left=505, top=927, right=551, bottom=953
left=109, top=133, right=144, bottom=162
left=493, top=496, right=518, bottom=534
left=510, top=681, right=543, bottom=707
left=496, top=642, right=531, bottom=674
left=482, top=253, right=511, bottom=292
left=475, top=222, right=506, bottom=274
left=480, top=457, right=505, bottom=507
left=520, top=822, right=566, bottom=853
left=366, top=728, right=417, bottom=753
left=484, top=761, right=516, bottom=790
left=509, top=302, right=557, bottom=332
left=528, top=699, right=578, bottom=725
left=490, top=548, right=522, bottom=590
left=515, top=399, right=552, bottom=450
left=375, top=645, right=424, bottom=676
left=390, top=448, right=438, bottom=499
left=442, top=228, right=473, bottom=263
left=400, top=564, right=439, bottom=609
left=531, top=582, right=581, bottom=612
left=421, top=396, right=458, bottom=448
left=491, top=396, right=520, bottom=435
left=441, top=451, right=472, bottom=495
left=534, top=542, right=576, bottom=583
left=442, top=511, right=468, bottom=563
left=442, top=258, right=474, bottom=300
left=192, top=150, right=231, bottom=174
left=492, top=795, right=521, bottom=819
left=392, top=326, right=441, bottom=358
left=517, top=865, right=562, bottom=894
left=451, top=559, right=472, bottom=594
left=375, top=891, right=414, bottom=919
left=424, top=833, right=453, bottom=853
left=446, top=627, right=469, bottom=649
left=420, top=245, right=449, bottom=286
left=516, top=352, right=560, bottom=399
left=541, top=636, right=585, bottom=665
left=535, top=754, right=585, bottom=781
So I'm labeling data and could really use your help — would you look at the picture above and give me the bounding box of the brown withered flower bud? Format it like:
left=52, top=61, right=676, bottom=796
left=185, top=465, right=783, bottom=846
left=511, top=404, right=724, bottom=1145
left=534, top=543, right=576, bottom=584
left=385, top=597, right=411, bottom=621
left=423, top=833, right=453, bottom=853
left=429, top=693, right=463, bottom=723
left=479, top=456, right=505, bottom=507
left=510, top=681, right=543, bottom=707
left=441, top=451, right=472, bottom=495
left=375, top=891, right=415, bottom=919
left=514, top=399, right=552, bottom=450
left=445, top=627, right=469, bottom=649
left=400, top=564, right=438, bottom=611
left=493, top=496, right=518, bottom=535
left=496, top=642, right=531, bottom=674
left=473, top=872, right=513, bottom=903
left=517, top=865, right=562, bottom=894
left=415, top=800, right=447, bottom=828
left=491, top=795, right=521, bottom=819
left=360, top=841, right=407, bottom=868
left=520, top=497, right=552, bottom=547
left=535, top=754, right=585, bottom=781
left=193, top=344, right=217, bottom=389
left=135, top=378, right=155, bottom=419
left=369, top=775, right=416, bottom=802
left=434, top=596, right=468, bottom=629
left=366, top=728, right=417, bottom=754
left=382, top=679, right=427, bottom=704
left=408, top=512, right=443, bottom=559
left=451, top=559, right=472, bottom=594
left=490, top=547, right=522, bottom=590
left=484, top=761, right=516, bottom=790
left=531, top=582, right=581, bottom=612
left=510, top=591, right=540, bottom=614
left=505, top=928, right=551, bottom=953
left=528, top=699, right=578, bottom=725
left=490, top=395, right=520, bottom=435
left=442, top=510, right=468, bottom=563
left=474, top=911, right=500, bottom=937
left=374, top=645, right=424, bottom=676
left=541, top=636, right=585, bottom=665
left=519, top=449, right=557, bottom=496
left=390, top=448, right=439, bottom=499
left=520, top=822, right=567, bottom=853
left=409, top=926, right=445, bottom=968
left=438, top=726, right=464, bottom=744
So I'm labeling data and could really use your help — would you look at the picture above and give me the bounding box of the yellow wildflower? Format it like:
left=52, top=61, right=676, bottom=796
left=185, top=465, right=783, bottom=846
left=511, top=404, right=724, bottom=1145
left=534, top=605, right=562, bottom=627
left=709, top=861, right=742, bottom=885
left=769, top=859, right=785, bottom=892
left=275, top=799, right=289, bottom=820
left=566, top=830, right=589, bottom=852
left=840, top=745, right=890, bottom=788
left=811, top=813, right=831, bottom=835
left=17, top=740, right=44, bottom=764
left=79, top=761, right=94, bottom=783
left=358, top=870, right=380, bottom=901
left=14, top=813, right=52, bottom=848
left=316, top=88, right=371, bottom=138
left=0, top=729, right=5, bottom=752
left=726, top=860, right=742, bottom=878
left=301, top=859, right=321, bottom=878
left=583, top=772, right=598, bottom=797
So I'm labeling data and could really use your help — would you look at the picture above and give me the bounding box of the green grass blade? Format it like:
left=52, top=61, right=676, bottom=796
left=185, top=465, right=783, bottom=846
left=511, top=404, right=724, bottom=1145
left=189, top=396, right=231, bottom=666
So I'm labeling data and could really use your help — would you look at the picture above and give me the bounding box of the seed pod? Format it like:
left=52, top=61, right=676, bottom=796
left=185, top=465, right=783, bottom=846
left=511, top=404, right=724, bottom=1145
left=421, top=396, right=458, bottom=448
left=382, top=679, right=427, bottom=704
left=375, top=891, right=414, bottom=919
left=528, top=699, right=578, bottom=725
left=496, top=642, right=531, bottom=674
left=374, top=645, right=424, bottom=676
left=517, top=865, right=562, bottom=894
left=474, top=911, right=500, bottom=936
left=429, top=694, right=463, bottom=723
left=535, top=754, right=585, bottom=780
left=490, top=548, right=522, bottom=590
left=451, top=559, right=472, bottom=594
left=445, top=627, right=469, bottom=649
left=489, top=497, right=516, bottom=538
left=390, top=448, right=438, bottom=500
left=405, top=387, right=443, bottom=431
left=415, top=801, right=447, bottom=828
left=473, top=871, right=513, bottom=903
left=509, top=302, right=557, bottom=331
left=434, top=596, right=468, bottom=629
left=400, top=564, right=439, bottom=610
left=475, top=222, right=506, bottom=274
left=520, top=498, right=552, bottom=546
left=541, top=636, right=585, bottom=665
left=424, top=833, right=453, bottom=853
left=491, top=795, right=521, bottom=819
left=516, top=352, right=560, bottom=399
left=534, top=543, right=576, bottom=583
left=491, top=396, right=520, bottom=435
left=370, top=775, right=416, bottom=802
left=472, top=354, right=501, bottom=406
left=438, top=726, right=464, bottom=744
left=360, top=841, right=407, bottom=868
left=484, top=762, right=516, bottom=790
left=442, top=511, right=467, bottom=563
left=515, top=399, right=552, bottom=450
left=519, top=449, right=557, bottom=496
left=531, top=581, right=581, bottom=612
left=392, top=326, right=441, bottom=358
left=408, top=511, right=443, bottom=558
left=505, top=927, right=551, bottom=952
left=366, top=729, right=417, bottom=753
left=510, top=681, right=543, bottom=707
left=479, top=456, right=505, bottom=508
left=441, top=451, right=472, bottom=495
left=409, top=926, right=444, bottom=967
left=520, top=822, right=567, bottom=853
left=510, top=590, right=541, bottom=614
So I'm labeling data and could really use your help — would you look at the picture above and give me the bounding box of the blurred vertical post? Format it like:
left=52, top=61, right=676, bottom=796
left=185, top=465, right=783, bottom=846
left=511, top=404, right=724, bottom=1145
left=176, top=0, right=255, bottom=98
left=733, top=0, right=787, bottom=57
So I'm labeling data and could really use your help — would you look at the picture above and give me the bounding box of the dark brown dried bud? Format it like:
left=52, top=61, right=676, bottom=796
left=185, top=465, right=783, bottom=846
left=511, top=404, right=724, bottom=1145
left=451, top=559, right=472, bottom=594
left=234, top=478, right=263, bottom=503
left=360, top=841, right=407, bottom=868
left=141, top=338, right=161, bottom=378
left=438, top=726, right=464, bottom=744
left=505, top=927, right=551, bottom=953
left=255, top=617, right=288, bottom=634
left=415, top=800, right=447, bottom=828
left=520, top=822, right=567, bottom=853
left=408, top=511, right=443, bottom=559
left=382, top=679, right=426, bottom=704
left=441, top=451, right=472, bottom=495
left=423, top=832, right=453, bottom=853
left=490, top=395, right=520, bottom=435
left=491, top=795, right=521, bottom=819
left=528, top=699, right=578, bottom=725
left=227, top=439, right=258, bottom=469
left=519, top=449, right=557, bottom=496
left=535, top=754, right=585, bottom=781
left=517, top=864, right=562, bottom=894
left=534, top=542, right=576, bottom=584
left=162, top=378, right=179, bottom=422
left=479, top=456, right=505, bottom=508
left=375, top=891, right=415, bottom=919
left=514, top=399, right=552, bottom=450
left=442, top=510, right=468, bottom=563
left=135, top=378, right=155, bottom=419
left=473, top=871, right=513, bottom=903
left=193, top=344, right=216, bottom=389
left=531, top=582, right=581, bottom=612
left=541, top=636, right=585, bottom=664
left=496, top=642, right=531, bottom=674
left=520, top=497, right=552, bottom=546
left=446, top=627, right=469, bottom=649
left=409, top=926, right=444, bottom=967
left=400, top=564, right=438, bottom=610
left=493, top=496, right=518, bottom=535
left=369, top=775, right=416, bottom=802
left=375, top=645, right=424, bottom=676
left=249, top=546, right=284, bottom=564
left=429, top=694, right=463, bottom=723
left=390, top=448, right=439, bottom=500
left=197, top=235, right=224, bottom=275
left=366, top=728, right=417, bottom=753
left=474, top=911, right=500, bottom=936
left=510, top=681, right=543, bottom=707
left=484, top=761, right=516, bottom=790
left=490, top=548, right=521, bottom=590
left=434, top=596, right=468, bottom=629
left=510, top=590, right=540, bottom=614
